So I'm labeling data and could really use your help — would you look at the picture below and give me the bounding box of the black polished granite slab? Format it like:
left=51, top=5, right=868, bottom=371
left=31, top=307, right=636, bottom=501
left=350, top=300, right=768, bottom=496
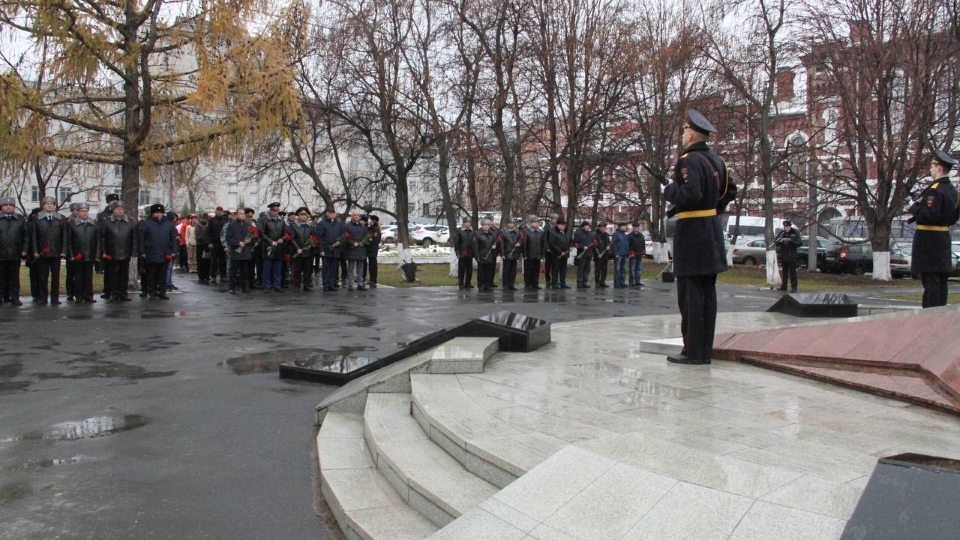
left=766, top=292, right=858, bottom=317
left=840, top=453, right=960, bottom=540
left=279, top=311, right=551, bottom=384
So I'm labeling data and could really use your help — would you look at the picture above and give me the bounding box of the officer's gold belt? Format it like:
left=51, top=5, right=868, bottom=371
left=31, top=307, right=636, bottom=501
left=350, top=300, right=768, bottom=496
left=676, top=209, right=718, bottom=219
left=916, top=225, right=949, bottom=232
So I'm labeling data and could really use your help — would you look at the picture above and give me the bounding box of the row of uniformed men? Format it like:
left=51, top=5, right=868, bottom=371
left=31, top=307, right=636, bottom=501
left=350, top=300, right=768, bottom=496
left=451, top=215, right=648, bottom=291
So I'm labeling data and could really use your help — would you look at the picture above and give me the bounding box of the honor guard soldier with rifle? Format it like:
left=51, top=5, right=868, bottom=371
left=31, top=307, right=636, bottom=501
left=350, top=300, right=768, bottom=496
left=663, top=110, right=737, bottom=365
left=909, top=150, right=960, bottom=308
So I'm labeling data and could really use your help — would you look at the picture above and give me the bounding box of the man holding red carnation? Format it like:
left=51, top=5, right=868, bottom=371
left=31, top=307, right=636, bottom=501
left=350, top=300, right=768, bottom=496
left=31, top=196, right=65, bottom=305
left=138, top=203, right=178, bottom=299
left=65, top=202, right=99, bottom=303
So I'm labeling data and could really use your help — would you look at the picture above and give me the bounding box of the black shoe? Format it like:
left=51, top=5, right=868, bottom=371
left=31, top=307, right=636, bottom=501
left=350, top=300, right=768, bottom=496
left=535, top=286, right=542, bottom=290
left=140, top=292, right=148, bottom=298
left=369, top=283, right=377, bottom=288
left=582, top=284, right=591, bottom=288
left=778, top=287, right=787, bottom=291
left=507, top=286, right=517, bottom=291
left=790, top=288, right=797, bottom=293
left=120, top=296, right=132, bottom=301
left=560, top=284, right=571, bottom=289
left=241, top=289, right=250, bottom=293
left=168, top=285, right=179, bottom=291
left=357, top=286, right=367, bottom=291
left=599, top=283, right=609, bottom=288
left=50, top=299, right=62, bottom=305
left=666, top=353, right=709, bottom=365
left=84, top=298, right=97, bottom=303
left=100, top=294, right=109, bottom=299
left=66, top=296, right=74, bottom=302
left=158, top=294, right=170, bottom=300
left=9, top=298, right=22, bottom=306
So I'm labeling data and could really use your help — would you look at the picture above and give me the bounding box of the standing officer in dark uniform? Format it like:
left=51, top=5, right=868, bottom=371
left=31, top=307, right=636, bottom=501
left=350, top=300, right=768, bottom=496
left=31, top=196, right=66, bottom=305
left=775, top=220, right=801, bottom=292
left=910, top=150, right=960, bottom=308
left=499, top=218, right=522, bottom=290
left=259, top=202, right=289, bottom=293
left=0, top=197, right=28, bottom=306
left=99, top=201, right=136, bottom=301
left=364, top=215, right=382, bottom=288
left=474, top=218, right=498, bottom=292
left=454, top=217, right=476, bottom=289
left=138, top=204, right=178, bottom=299
left=572, top=221, right=595, bottom=288
left=663, top=110, right=736, bottom=365
left=65, top=203, right=100, bottom=303
left=593, top=222, right=611, bottom=287
left=546, top=218, right=571, bottom=288
left=522, top=216, right=544, bottom=290
left=207, top=206, right=228, bottom=284
left=317, top=207, right=344, bottom=291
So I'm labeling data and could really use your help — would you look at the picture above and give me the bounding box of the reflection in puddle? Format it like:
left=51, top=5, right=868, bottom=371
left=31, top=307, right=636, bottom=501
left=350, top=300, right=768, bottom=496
left=3, top=455, right=85, bottom=472
left=44, top=415, right=150, bottom=441
left=36, top=359, right=176, bottom=380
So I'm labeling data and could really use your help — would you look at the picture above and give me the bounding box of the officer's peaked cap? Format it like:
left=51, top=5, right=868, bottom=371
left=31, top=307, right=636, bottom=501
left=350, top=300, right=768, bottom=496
left=685, top=109, right=716, bottom=135
left=933, top=150, right=958, bottom=170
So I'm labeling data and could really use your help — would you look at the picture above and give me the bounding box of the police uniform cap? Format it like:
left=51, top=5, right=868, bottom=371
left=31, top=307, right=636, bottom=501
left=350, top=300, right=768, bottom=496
left=555, top=218, right=566, bottom=225
left=369, top=214, right=379, bottom=222
left=267, top=202, right=281, bottom=209
left=462, top=217, right=471, bottom=223
left=685, top=109, right=716, bottom=135
left=41, top=196, right=56, bottom=205
left=514, top=217, right=524, bottom=225
left=783, top=220, right=792, bottom=227
left=149, top=203, right=165, bottom=214
left=528, top=215, right=539, bottom=223
left=105, top=193, right=120, bottom=203
left=0, top=197, right=15, bottom=206
left=933, top=150, right=958, bottom=170
left=295, top=206, right=310, bottom=215
left=75, top=202, right=89, bottom=210
left=110, top=201, right=124, bottom=209
left=631, top=221, right=640, bottom=227
left=69, top=203, right=79, bottom=211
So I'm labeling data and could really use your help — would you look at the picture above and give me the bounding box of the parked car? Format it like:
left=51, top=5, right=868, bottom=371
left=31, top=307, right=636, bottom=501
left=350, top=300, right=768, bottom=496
left=795, top=237, right=837, bottom=271
left=820, top=242, right=873, bottom=275
left=380, top=225, right=399, bottom=244
left=731, top=238, right=767, bottom=265
left=412, top=224, right=450, bottom=246
left=889, top=240, right=914, bottom=278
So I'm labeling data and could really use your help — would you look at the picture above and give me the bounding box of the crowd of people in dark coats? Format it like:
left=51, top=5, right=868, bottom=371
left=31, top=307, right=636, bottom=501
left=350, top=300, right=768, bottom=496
left=0, top=197, right=384, bottom=305
left=1, top=192, right=654, bottom=306
left=452, top=215, right=647, bottom=291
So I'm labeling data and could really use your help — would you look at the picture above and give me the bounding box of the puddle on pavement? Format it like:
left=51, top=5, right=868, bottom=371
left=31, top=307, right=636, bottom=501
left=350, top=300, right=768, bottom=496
left=3, top=455, right=86, bottom=472
left=220, top=346, right=372, bottom=375
left=0, top=381, right=31, bottom=395
left=35, top=359, right=176, bottom=380
left=0, top=481, right=30, bottom=504
left=0, top=415, right=148, bottom=445
left=43, top=415, right=150, bottom=441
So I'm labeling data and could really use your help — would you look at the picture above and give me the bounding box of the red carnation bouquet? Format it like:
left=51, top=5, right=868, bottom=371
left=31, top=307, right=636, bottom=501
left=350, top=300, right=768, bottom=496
left=267, top=232, right=292, bottom=257
left=297, top=233, right=319, bottom=258
left=236, top=226, right=260, bottom=253
left=42, top=247, right=52, bottom=256
left=104, top=254, right=114, bottom=262
left=74, top=253, right=83, bottom=261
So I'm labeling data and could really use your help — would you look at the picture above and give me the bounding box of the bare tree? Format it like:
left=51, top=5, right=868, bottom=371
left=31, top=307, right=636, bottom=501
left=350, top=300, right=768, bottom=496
left=701, top=0, right=798, bottom=286
left=803, top=0, right=955, bottom=279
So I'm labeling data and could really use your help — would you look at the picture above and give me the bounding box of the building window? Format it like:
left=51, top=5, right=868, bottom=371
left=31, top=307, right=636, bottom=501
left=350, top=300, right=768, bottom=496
left=422, top=203, right=431, bottom=217
left=114, top=164, right=122, bottom=178
left=139, top=189, right=151, bottom=206
left=59, top=187, right=73, bottom=203
left=408, top=203, right=416, bottom=215
left=31, top=186, right=39, bottom=202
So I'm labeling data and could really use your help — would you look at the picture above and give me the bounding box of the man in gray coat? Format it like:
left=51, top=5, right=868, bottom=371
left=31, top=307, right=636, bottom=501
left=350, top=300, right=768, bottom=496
left=0, top=197, right=28, bottom=305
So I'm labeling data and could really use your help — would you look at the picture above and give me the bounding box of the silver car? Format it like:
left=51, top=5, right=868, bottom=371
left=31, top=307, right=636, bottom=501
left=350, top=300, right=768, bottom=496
left=731, top=238, right=767, bottom=265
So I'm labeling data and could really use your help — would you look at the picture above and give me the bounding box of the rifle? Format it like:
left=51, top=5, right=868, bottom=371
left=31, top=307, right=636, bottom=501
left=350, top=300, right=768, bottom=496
left=642, top=163, right=679, bottom=218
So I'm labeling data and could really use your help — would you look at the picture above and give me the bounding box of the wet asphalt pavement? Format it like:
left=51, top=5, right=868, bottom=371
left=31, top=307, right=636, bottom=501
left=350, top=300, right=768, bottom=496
left=0, top=271, right=913, bottom=540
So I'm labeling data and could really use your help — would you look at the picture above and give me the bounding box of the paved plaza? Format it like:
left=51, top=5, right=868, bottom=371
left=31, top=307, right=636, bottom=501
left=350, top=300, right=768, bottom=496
left=0, top=273, right=954, bottom=540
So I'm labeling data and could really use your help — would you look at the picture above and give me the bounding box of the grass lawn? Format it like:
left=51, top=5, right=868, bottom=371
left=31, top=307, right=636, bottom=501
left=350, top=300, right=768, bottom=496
left=13, top=260, right=934, bottom=294
left=376, top=260, right=929, bottom=291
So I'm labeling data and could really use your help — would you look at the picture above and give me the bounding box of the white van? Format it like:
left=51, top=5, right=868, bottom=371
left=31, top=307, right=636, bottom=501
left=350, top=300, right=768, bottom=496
left=725, top=216, right=782, bottom=240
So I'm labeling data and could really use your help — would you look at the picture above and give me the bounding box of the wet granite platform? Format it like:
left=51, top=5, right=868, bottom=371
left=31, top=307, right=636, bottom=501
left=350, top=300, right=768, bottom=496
left=714, top=306, right=960, bottom=414
left=318, top=309, right=960, bottom=540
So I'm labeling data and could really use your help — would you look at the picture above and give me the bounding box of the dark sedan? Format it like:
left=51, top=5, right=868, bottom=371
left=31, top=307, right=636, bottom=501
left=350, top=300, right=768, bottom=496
left=820, top=242, right=873, bottom=275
